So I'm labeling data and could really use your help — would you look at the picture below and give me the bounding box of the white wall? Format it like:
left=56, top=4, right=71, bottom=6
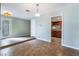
left=35, top=16, right=51, bottom=42
left=31, top=4, right=79, bottom=50
left=31, top=19, right=36, bottom=37
left=31, top=15, right=51, bottom=42
left=62, top=4, right=79, bottom=50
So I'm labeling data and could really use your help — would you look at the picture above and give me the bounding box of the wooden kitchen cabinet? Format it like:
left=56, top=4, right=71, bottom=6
left=51, top=21, right=62, bottom=38
left=51, top=16, right=62, bottom=48
left=51, top=31, right=61, bottom=38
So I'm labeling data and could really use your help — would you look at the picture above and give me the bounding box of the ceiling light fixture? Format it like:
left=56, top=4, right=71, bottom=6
left=3, top=11, right=13, bottom=16
left=35, top=4, right=40, bottom=17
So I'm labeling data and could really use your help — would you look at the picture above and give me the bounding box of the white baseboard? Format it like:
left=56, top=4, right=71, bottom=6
left=35, top=37, right=79, bottom=50
left=36, top=37, right=50, bottom=42
left=62, top=44, right=79, bottom=50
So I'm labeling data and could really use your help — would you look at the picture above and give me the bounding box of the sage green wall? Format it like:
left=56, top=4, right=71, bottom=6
left=0, top=15, right=30, bottom=37
left=12, top=18, right=30, bottom=36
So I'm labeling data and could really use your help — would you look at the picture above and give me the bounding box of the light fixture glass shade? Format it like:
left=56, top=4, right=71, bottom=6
left=3, top=11, right=13, bottom=16
left=35, top=13, right=40, bottom=17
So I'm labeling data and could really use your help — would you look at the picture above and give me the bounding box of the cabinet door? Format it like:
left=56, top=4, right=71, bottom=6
left=52, top=31, right=56, bottom=37
left=57, top=31, right=61, bottom=38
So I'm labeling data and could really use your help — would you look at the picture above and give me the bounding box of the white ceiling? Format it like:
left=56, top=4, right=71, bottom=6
left=1, top=3, right=75, bottom=19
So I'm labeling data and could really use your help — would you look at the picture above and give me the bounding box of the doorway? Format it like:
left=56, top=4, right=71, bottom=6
left=2, top=20, right=9, bottom=37
left=51, top=16, right=62, bottom=48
